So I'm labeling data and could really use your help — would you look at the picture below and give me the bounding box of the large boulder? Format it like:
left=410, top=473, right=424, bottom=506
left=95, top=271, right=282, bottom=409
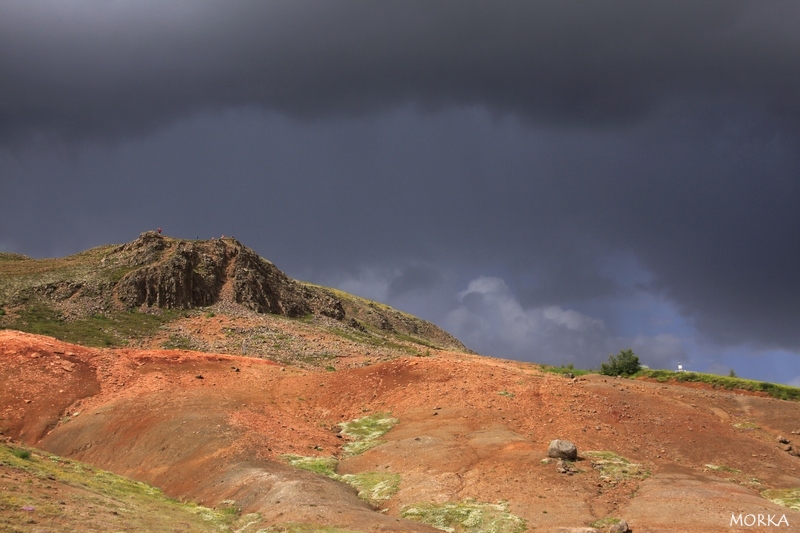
left=548, top=439, right=578, bottom=460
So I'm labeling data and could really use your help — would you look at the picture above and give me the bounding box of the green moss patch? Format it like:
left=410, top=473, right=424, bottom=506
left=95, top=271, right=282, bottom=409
left=584, top=451, right=649, bottom=481
left=281, top=454, right=339, bottom=477
left=339, top=412, right=398, bottom=456
left=761, top=488, right=800, bottom=511
left=401, top=499, right=526, bottom=533
left=280, top=455, right=400, bottom=505
left=262, top=524, right=363, bottom=533
left=339, top=472, right=401, bottom=504
left=591, top=517, right=625, bottom=529
left=705, top=464, right=741, bottom=474
left=540, top=363, right=593, bottom=377
left=3, top=303, right=177, bottom=347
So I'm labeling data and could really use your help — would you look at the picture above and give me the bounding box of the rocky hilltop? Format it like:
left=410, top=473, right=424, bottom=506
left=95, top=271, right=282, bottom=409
left=0, top=231, right=466, bottom=356
left=112, top=231, right=345, bottom=318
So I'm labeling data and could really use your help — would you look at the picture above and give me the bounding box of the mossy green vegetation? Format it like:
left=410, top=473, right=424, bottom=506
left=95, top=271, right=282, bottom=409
left=339, top=412, right=398, bottom=456
left=705, top=464, right=741, bottom=474
left=263, top=524, right=363, bottom=533
left=161, top=333, right=196, bottom=350
left=339, top=472, right=401, bottom=504
left=281, top=454, right=339, bottom=477
left=326, top=324, right=424, bottom=356
left=280, top=455, right=400, bottom=505
left=0, top=442, right=257, bottom=532
left=11, top=448, right=31, bottom=460
left=638, top=369, right=800, bottom=401
left=590, top=517, right=625, bottom=529
left=401, top=499, right=526, bottom=533
left=280, top=413, right=402, bottom=505
left=761, top=488, right=800, bottom=511
left=540, top=363, right=593, bottom=377
left=2, top=303, right=177, bottom=347
left=0, top=252, right=31, bottom=262
left=584, top=451, right=649, bottom=481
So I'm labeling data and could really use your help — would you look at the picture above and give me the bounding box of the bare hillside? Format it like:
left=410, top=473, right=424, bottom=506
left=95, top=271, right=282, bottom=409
left=2, top=330, right=800, bottom=532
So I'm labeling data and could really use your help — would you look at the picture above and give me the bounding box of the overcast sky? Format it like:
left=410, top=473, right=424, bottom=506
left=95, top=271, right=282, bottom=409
left=3, top=1, right=800, bottom=385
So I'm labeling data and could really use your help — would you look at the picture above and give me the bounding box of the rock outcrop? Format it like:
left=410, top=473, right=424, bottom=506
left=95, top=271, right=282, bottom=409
left=113, top=232, right=344, bottom=318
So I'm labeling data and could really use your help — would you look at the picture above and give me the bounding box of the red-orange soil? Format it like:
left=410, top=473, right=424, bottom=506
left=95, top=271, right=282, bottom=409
left=2, top=330, right=800, bottom=532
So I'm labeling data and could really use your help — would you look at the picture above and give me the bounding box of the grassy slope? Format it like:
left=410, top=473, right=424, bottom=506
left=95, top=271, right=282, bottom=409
left=0, top=441, right=257, bottom=533
left=637, top=369, right=800, bottom=401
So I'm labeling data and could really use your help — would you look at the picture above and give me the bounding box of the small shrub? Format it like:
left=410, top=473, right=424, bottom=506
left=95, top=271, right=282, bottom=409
left=13, top=448, right=31, bottom=460
left=600, top=349, right=641, bottom=376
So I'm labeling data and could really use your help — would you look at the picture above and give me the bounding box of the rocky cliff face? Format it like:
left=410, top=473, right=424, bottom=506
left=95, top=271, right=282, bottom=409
left=113, top=232, right=345, bottom=319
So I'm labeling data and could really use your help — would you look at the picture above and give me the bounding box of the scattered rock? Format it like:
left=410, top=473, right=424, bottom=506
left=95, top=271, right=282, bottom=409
left=609, top=520, right=630, bottom=533
left=777, top=436, right=790, bottom=444
left=548, top=439, right=578, bottom=460
left=195, top=375, right=204, bottom=379
left=347, top=318, right=367, bottom=332
left=556, top=458, right=577, bottom=475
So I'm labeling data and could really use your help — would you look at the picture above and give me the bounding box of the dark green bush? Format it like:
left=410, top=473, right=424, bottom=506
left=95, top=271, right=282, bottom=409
left=13, top=449, right=31, bottom=460
left=600, top=349, right=641, bottom=376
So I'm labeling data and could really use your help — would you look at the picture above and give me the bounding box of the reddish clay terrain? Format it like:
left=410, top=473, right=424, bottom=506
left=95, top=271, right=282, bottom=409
left=3, top=329, right=800, bottom=532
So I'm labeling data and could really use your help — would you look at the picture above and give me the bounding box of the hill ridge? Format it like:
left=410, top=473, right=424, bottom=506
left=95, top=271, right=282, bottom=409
left=0, top=231, right=466, bottom=354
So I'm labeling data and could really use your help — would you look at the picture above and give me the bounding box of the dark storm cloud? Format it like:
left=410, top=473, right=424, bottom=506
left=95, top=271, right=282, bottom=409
left=2, top=1, right=800, bottom=141
left=3, top=1, right=800, bottom=373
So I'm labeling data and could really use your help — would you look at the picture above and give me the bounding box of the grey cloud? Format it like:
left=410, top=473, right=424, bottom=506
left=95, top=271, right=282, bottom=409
left=2, top=2, right=800, bottom=381
left=443, top=275, right=685, bottom=368
left=387, top=265, right=444, bottom=300
left=2, top=1, right=800, bottom=142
